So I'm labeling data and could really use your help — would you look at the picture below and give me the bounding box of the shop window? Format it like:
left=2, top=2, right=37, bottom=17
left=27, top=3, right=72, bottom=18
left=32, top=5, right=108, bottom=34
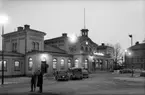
left=28, top=57, right=33, bottom=70
left=68, top=59, right=71, bottom=68
left=0, top=60, right=7, bottom=71
left=75, top=59, right=79, bottom=68
left=14, top=61, right=20, bottom=71
left=53, top=58, right=57, bottom=69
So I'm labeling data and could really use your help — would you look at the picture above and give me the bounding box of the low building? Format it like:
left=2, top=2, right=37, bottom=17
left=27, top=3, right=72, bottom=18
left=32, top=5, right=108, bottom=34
left=125, top=42, right=145, bottom=70
left=0, top=25, right=114, bottom=77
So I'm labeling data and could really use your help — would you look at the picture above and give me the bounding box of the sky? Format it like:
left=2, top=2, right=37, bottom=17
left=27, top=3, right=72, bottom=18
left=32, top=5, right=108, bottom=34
left=0, top=0, right=145, bottom=51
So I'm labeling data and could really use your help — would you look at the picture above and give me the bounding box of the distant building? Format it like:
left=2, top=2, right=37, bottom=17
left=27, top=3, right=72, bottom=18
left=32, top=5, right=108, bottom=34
left=125, top=41, right=145, bottom=70
left=0, top=25, right=114, bottom=77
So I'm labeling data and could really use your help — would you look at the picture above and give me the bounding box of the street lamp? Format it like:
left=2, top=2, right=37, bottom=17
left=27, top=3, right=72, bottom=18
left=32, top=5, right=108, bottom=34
left=0, top=14, right=8, bottom=85
left=68, top=34, right=78, bottom=44
left=129, top=34, right=134, bottom=77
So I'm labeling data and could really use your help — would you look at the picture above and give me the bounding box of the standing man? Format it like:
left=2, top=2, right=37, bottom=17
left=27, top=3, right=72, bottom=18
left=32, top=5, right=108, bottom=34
left=37, top=71, right=43, bottom=93
left=30, top=72, right=37, bottom=92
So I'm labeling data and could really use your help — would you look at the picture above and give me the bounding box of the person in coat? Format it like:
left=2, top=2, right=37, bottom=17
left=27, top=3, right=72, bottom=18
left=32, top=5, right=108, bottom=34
left=37, top=71, right=43, bottom=93
left=30, top=72, right=37, bottom=92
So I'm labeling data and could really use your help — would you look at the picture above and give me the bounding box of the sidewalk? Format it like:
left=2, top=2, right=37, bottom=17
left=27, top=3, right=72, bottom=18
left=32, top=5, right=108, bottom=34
left=0, top=76, right=54, bottom=85
left=113, top=73, right=145, bottom=82
left=0, top=77, right=30, bottom=85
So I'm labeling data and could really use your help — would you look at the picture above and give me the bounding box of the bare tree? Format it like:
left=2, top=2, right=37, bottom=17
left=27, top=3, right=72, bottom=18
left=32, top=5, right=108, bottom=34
left=113, top=43, right=123, bottom=64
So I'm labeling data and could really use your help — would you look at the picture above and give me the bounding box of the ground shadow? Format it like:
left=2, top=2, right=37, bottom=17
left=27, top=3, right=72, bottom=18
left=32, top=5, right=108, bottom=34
left=0, top=92, right=62, bottom=95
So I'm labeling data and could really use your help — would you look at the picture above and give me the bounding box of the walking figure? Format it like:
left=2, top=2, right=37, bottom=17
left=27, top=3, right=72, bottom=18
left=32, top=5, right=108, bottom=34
left=37, top=71, right=43, bottom=93
left=30, top=72, right=37, bottom=92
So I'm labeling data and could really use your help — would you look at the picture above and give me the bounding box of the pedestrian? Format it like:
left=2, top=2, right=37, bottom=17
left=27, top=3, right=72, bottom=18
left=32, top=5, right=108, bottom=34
left=37, top=71, right=43, bottom=93
left=30, top=72, right=37, bottom=92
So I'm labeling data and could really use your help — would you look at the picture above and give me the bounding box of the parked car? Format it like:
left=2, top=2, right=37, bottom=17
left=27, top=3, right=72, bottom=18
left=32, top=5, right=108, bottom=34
left=68, top=67, right=83, bottom=80
left=119, top=68, right=134, bottom=74
left=55, top=70, right=69, bottom=81
left=82, top=69, right=89, bottom=78
left=140, top=71, right=145, bottom=77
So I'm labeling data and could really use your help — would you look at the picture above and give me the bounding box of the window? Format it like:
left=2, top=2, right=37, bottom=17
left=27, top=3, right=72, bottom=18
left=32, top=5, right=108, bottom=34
left=14, top=61, right=20, bottom=71
left=60, top=59, right=65, bottom=69
left=0, top=60, right=7, bottom=71
left=28, top=57, right=33, bottom=70
left=85, top=47, right=88, bottom=52
left=32, top=42, right=35, bottom=50
left=68, top=59, right=71, bottom=68
left=12, top=42, right=17, bottom=52
left=81, top=46, right=84, bottom=51
left=53, top=58, right=57, bottom=69
left=36, top=42, right=39, bottom=50
left=75, top=59, right=79, bottom=68
left=84, top=59, right=88, bottom=69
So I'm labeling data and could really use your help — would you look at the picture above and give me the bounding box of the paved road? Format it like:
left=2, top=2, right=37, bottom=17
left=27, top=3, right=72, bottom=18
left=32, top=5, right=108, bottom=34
left=0, top=71, right=145, bottom=95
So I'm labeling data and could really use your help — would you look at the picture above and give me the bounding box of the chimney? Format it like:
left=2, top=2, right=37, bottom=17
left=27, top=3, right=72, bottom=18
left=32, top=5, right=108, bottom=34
left=62, top=33, right=67, bottom=37
left=135, top=41, right=139, bottom=45
left=17, top=26, right=23, bottom=31
left=102, top=43, right=105, bottom=46
left=24, top=24, right=30, bottom=29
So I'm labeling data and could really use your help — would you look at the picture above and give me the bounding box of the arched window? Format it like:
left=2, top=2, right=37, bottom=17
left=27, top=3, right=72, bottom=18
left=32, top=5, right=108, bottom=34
left=36, top=42, right=39, bottom=50
left=81, top=46, right=84, bottom=51
left=28, top=57, right=33, bottom=70
left=53, top=58, right=57, bottom=69
left=68, top=59, right=71, bottom=68
left=14, top=61, right=20, bottom=71
left=85, top=47, right=88, bottom=52
left=84, top=59, right=88, bottom=69
left=32, top=42, right=35, bottom=50
left=75, top=59, right=79, bottom=68
left=0, top=60, right=7, bottom=71
left=61, top=59, right=65, bottom=69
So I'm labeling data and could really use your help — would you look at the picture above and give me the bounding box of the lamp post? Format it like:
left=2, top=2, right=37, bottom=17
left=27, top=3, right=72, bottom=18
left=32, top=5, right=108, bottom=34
left=0, top=14, right=8, bottom=85
left=129, top=34, right=134, bottom=77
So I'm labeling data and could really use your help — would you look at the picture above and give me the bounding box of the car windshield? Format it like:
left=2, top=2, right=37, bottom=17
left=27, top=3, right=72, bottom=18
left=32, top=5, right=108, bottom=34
left=57, top=71, right=67, bottom=74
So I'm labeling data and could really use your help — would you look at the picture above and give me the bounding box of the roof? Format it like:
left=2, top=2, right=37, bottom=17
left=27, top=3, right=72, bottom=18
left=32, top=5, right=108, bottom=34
left=44, top=45, right=67, bottom=54
left=0, top=51, right=24, bottom=57
left=44, top=36, right=66, bottom=44
left=129, top=43, right=145, bottom=50
left=78, top=36, right=98, bottom=46
left=3, top=28, right=46, bottom=37
left=26, top=50, right=73, bottom=57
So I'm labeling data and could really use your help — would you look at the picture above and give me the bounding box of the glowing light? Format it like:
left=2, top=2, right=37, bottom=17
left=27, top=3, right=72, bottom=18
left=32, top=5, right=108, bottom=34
left=68, top=34, right=78, bottom=43
left=40, top=54, right=47, bottom=61
left=128, top=52, right=131, bottom=56
left=0, top=14, right=8, bottom=24
left=86, top=41, right=88, bottom=45
left=94, top=52, right=104, bottom=56
left=125, top=49, right=127, bottom=52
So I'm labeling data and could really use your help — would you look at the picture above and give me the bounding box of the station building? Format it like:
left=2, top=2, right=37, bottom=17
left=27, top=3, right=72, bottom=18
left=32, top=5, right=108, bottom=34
left=0, top=25, right=114, bottom=76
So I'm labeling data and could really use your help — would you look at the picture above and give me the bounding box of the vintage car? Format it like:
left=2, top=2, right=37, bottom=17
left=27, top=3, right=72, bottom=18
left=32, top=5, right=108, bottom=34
left=55, top=70, right=69, bottom=81
left=82, top=69, right=89, bottom=78
left=68, top=67, right=83, bottom=80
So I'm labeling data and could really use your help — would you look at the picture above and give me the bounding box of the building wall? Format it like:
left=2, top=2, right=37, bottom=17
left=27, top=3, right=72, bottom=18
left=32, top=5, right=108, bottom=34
left=25, top=52, right=73, bottom=76
left=0, top=56, right=24, bottom=76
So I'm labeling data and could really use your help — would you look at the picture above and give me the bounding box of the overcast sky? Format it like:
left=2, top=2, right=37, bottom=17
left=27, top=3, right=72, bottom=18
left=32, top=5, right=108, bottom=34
left=0, top=0, right=145, bottom=51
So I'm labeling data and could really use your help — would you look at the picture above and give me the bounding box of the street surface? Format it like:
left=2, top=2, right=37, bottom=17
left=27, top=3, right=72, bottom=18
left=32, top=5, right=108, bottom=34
left=0, top=71, right=145, bottom=95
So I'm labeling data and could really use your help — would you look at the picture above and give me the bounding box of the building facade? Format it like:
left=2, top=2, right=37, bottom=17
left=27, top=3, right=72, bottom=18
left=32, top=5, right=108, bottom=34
left=0, top=25, right=114, bottom=76
left=125, top=42, right=145, bottom=70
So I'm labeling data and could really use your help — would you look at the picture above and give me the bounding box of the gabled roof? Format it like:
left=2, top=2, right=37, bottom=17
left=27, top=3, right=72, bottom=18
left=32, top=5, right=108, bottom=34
left=0, top=51, right=24, bottom=57
left=3, top=27, right=46, bottom=37
left=78, top=36, right=98, bottom=46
